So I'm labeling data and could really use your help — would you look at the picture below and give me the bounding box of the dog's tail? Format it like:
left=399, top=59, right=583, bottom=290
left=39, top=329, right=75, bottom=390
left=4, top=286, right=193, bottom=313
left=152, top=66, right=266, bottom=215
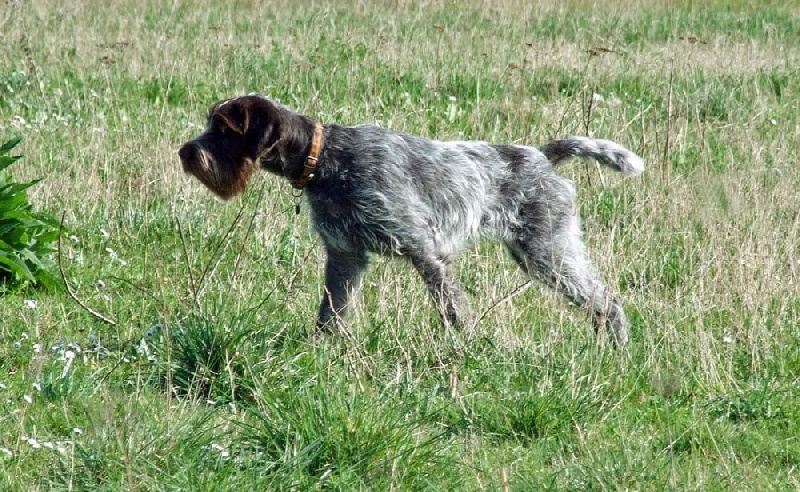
left=540, top=136, right=644, bottom=176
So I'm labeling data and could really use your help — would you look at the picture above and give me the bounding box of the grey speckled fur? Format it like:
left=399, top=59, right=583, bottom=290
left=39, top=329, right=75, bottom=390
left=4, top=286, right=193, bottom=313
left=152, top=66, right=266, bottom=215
left=179, top=95, right=644, bottom=345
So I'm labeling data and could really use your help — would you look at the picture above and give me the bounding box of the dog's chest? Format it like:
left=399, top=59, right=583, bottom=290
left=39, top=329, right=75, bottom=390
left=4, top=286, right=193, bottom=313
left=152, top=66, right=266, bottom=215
left=308, top=195, right=394, bottom=253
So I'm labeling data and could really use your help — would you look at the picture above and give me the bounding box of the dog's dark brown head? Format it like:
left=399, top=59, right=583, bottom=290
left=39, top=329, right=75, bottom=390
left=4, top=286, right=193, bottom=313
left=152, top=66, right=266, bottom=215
left=178, top=95, right=314, bottom=200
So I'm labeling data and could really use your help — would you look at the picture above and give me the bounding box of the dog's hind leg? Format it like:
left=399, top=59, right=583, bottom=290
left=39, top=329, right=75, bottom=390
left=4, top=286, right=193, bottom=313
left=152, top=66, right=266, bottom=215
left=505, top=209, right=629, bottom=345
left=317, top=248, right=369, bottom=334
left=409, top=254, right=471, bottom=329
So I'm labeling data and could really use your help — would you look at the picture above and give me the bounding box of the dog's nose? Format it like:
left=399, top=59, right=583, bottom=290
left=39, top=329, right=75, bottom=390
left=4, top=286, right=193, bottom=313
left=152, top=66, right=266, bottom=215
left=178, top=142, right=198, bottom=170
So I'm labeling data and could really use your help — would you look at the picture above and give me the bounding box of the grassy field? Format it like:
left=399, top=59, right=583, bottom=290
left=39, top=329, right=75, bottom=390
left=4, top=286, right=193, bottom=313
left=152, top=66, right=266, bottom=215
left=2, top=0, right=800, bottom=489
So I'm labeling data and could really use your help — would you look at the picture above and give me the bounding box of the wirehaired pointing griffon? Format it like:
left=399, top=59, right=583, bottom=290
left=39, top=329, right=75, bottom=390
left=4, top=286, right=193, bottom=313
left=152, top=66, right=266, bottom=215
left=179, top=95, right=643, bottom=345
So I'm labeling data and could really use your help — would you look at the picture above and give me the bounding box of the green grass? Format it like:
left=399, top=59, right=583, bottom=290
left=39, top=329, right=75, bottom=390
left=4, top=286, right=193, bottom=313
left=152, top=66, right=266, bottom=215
left=2, top=0, right=800, bottom=489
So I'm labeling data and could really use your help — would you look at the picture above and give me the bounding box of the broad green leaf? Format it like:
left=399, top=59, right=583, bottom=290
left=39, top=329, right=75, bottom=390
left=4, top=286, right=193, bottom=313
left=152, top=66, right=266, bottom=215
left=0, top=251, right=35, bottom=281
left=0, top=136, right=22, bottom=154
left=0, top=155, right=22, bottom=173
left=0, top=136, right=59, bottom=290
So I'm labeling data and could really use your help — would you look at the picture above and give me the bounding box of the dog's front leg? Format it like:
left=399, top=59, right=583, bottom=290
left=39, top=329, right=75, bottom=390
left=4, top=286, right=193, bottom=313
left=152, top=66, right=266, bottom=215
left=316, top=248, right=369, bottom=334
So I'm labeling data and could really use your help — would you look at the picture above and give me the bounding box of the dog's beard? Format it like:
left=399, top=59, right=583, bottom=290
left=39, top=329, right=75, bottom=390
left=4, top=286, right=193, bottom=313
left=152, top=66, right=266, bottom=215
left=183, top=149, right=257, bottom=200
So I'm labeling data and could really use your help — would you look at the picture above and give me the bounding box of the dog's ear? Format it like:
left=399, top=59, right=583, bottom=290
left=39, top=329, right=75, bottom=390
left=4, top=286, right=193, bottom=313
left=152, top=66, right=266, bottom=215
left=210, top=100, right=250, bottom=135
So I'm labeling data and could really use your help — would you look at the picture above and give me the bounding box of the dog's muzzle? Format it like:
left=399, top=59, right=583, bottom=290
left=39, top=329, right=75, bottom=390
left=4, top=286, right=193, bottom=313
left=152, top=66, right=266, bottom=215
left=178, top=142, right=204, bottom=174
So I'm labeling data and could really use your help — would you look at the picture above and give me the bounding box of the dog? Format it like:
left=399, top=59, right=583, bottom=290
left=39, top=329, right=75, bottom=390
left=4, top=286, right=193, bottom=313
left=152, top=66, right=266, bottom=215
left=178, top=95, right=643, bottom=345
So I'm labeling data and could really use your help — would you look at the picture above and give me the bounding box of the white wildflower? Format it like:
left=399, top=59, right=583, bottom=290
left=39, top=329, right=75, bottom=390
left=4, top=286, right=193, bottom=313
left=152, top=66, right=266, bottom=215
left=211, top=443, right=230, bottom=458
left=105, top=248, right=128, bottom=266
left=11, top=115, right=27, bottom=128
left=24, top=299, right=37, bottom=310
left=62, top=350, right=75, bottom=377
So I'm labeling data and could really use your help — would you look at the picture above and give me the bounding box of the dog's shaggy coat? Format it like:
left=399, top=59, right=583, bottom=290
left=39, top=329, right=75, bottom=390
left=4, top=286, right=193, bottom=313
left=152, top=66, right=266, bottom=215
left=179, top=95, right=643, bottom=344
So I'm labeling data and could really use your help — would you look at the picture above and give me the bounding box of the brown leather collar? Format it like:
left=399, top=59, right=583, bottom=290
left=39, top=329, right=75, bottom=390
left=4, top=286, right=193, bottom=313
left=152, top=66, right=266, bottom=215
left=293, top=122, right=324, bottom=189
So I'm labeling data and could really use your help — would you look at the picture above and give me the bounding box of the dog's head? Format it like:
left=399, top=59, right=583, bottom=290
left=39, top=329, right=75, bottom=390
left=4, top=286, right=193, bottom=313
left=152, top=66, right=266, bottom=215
left=178, top=95, right=303, bottom=200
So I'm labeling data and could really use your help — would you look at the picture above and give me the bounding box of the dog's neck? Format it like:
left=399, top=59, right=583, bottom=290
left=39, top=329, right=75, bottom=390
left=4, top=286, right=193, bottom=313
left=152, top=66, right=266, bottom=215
left=260, top=108, right=325, bottom=189
left=292, top=122, right=324, bottom=189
